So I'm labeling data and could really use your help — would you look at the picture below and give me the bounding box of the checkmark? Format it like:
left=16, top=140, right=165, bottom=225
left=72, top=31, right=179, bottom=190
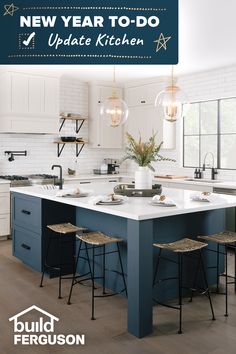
left=23, top=32, right=36, bottom=46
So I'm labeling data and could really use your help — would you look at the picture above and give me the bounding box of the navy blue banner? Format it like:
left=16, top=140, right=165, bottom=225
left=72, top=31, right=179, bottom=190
left=1, top=0, right=178, bottom=64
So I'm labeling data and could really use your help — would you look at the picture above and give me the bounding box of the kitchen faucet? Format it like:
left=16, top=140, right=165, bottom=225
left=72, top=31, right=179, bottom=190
left=202, top=152, right=218, bottom=180
left=51, top=165, right=63, bottom=189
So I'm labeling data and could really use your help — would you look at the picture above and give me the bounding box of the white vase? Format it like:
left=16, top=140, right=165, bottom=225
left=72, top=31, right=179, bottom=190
left=135, top=166, right=152, bottom=190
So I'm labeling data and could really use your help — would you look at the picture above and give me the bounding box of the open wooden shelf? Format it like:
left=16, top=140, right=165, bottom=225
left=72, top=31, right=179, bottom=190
left=54, top=141, right=88, bottom=157
left=56, top=114, right=88, bottom=157
left=59, top=116, right=88, bottom=132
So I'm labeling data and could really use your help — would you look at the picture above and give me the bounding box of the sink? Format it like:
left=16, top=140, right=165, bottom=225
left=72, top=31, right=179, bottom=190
left=185, top=178, right=221, bottom=183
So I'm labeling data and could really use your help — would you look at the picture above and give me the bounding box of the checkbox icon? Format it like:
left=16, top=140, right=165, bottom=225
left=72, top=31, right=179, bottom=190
left=19, top=32, right=36, bottom=49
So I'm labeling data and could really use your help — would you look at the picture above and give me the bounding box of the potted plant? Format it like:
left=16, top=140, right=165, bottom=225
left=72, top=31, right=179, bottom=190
left=122, top=132, right=175, bottom=189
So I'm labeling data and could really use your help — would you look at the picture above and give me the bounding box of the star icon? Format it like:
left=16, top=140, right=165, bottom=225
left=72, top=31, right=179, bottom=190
left=3, top=3, right=19, bottom=16
left=154, top=33, right=171, bottom=52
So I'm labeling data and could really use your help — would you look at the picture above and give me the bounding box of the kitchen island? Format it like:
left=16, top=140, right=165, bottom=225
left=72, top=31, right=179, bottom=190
left=10, top=183, right=236, bottom=338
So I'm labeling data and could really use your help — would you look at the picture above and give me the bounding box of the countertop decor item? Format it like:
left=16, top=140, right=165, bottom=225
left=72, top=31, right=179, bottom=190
left=68, top=168, right=76, bottom=176
left=100, top=66, right=129, bottom=127
left=155, top=66, right=189, bottom=122
left=114, top=183, right=162, bottom=197
left=122, top=132, right=175, bottom=189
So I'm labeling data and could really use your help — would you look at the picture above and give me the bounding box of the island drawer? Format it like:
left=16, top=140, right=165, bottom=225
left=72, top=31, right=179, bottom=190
left=13, top=225, right=41, bottom=272
left=12, top=193, right=42, bottom=232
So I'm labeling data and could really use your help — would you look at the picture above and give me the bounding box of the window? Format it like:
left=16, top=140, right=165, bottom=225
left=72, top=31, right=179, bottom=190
left=183, top=98, right=236, bottom=170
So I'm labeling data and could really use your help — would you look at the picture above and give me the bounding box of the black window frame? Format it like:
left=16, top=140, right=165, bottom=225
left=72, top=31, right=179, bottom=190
left=183, top=97, right=236, bottom=170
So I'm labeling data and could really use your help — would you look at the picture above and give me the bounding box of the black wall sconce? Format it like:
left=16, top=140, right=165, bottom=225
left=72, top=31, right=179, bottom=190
left=5, top=150, right=27, bottom=162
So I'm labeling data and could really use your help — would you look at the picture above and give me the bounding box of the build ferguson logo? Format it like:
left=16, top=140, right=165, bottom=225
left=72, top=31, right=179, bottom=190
left=9, top=305, right=85, bottom=346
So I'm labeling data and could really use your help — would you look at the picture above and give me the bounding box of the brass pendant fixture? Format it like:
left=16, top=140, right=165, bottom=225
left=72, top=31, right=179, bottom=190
left=100, top=66, right=129, bottom=128
left=155, top=66, right=188, bottom=122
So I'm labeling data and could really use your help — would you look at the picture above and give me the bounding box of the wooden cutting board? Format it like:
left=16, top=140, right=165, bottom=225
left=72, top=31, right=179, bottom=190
left=155, top=175, right=188, bottom=179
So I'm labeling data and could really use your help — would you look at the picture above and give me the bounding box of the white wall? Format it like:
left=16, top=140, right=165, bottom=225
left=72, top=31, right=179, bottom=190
left=0, top=75, right=126, bottom=176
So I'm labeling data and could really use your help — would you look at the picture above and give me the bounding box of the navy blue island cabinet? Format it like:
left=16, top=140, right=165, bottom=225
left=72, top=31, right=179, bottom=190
left=11, top=191, right=229, bottom=338
left=12, top=192, right=76, bottom=274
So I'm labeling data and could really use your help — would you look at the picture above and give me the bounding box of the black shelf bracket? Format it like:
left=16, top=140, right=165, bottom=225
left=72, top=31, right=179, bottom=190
left=59, top=118, right=86, bottom=133
left=59, top=118, right=66, bottom=132
left=76, top=119, right=85, bottom=133
left=57, top=143, right=66, bottom=157
left=76, top=144, right=85, bottom=157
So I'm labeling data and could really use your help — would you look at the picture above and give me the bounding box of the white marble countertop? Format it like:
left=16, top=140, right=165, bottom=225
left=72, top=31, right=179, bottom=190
left=154, top=177, right=236, bottom=190
left=10, top=183, right=236, bottom=221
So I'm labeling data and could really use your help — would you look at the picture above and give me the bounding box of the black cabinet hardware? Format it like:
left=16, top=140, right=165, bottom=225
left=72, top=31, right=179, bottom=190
left=21, top=243, right=31, bottom=250
left=21, top=209, right=31, bottom=215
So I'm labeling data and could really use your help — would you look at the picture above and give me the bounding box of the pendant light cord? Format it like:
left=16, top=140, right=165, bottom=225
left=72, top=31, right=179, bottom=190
left=112, top=65, right=116, bottom=97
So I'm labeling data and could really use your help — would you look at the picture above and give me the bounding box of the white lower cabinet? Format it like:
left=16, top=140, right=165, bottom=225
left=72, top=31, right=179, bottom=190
left=64, top=177, right=121, bottom=186
left=0, top=184, right=10, bottom=239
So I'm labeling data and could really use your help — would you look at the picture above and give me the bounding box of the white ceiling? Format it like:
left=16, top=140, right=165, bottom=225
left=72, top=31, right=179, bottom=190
left=2, top=0, right=236, bottom=82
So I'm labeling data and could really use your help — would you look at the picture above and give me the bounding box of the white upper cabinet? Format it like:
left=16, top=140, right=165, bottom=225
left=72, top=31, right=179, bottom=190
left=0, top=72, right=59, bottom=134
left=88, top=83, right=123, bottom=149
left=124, top=83, right=176, bottom=149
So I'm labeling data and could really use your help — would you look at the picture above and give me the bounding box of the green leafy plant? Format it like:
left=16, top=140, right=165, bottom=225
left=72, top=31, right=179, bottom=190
left=122, top=132, right=175, bottom=172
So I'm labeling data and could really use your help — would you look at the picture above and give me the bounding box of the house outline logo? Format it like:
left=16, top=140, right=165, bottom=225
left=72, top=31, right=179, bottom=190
left=9, top=304, right=59, bottom=324
left=9, top=305, right=85, bottom=346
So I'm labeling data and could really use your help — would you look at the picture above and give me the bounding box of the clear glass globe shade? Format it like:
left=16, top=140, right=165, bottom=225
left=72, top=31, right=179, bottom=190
left=100, top=96, right=129, bottom=127
left=155, top=86, right=188, bottom=122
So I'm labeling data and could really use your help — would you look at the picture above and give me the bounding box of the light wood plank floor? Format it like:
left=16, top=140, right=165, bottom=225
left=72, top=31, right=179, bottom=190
left=0, top=240, right=236, bottom=354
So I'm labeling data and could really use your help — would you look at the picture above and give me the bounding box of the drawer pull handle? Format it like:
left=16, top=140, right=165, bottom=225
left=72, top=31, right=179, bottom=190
left=80, top=181, right=91, bottom=184
left=109, top=180, right=118, bottom=183
left=140, top=100, right=146, bottom=104
left=21, top=209, right=31, bottom=215
left=21, top=243, right=31, bottom=250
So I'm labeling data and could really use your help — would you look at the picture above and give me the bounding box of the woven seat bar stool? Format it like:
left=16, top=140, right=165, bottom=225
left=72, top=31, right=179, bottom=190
left=67, top=231, right=127, bottom=320
left=198, top=230, right=236, bottom=317
left=40, top=223, right=87, bottom=299
left=153, top=238, right=215, bottom=334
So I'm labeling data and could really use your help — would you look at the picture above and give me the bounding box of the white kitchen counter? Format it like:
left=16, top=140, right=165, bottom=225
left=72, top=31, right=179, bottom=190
left=154, top=177, right=236, bottom=190
left=10, top=183, right=236, bottom=221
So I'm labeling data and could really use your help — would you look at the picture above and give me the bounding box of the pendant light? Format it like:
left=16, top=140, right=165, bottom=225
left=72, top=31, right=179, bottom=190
left=155, top=66, right=188, bottom=122
left=100, top=66, right=129, bottom=128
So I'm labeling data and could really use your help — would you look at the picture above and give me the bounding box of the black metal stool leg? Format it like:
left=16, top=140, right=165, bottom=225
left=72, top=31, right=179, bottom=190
left=199, top=250, right=215, bottom=321
left=102, top=245, right=106, bottom=294
left=153, top=249, right=162, bottom=287
left=67, top=240, right=82, bottom=305
left=225, top=245, right=228, bottom=317
left=40, top=236, right=51, bottom=287
left=91, top=245, right=96, bottom=320
left=189, top=253, right=201, bottom=302
left=58, top=233, right=62, bottom=299
left=117, top=242, right=127, bottom=296
left=84, top=242, right=93, bottom=279
left=178, top=253, right=183, bottom=334
left=216, top=243, right=220, bottom=293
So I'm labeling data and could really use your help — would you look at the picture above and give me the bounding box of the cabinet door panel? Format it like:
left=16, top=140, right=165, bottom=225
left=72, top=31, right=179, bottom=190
left=11, top=74, right=28, bottom=113
left=125, top=106, right=163, bottom=143
left=13, top=225, right=41, bottom=272
left=44, top=78, right=59, bottom=115
left=0, top=214, right=10, bottom=236
left=0, top=193, right=10, bottom=213
left=29, top=77, right=44, bottom=114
